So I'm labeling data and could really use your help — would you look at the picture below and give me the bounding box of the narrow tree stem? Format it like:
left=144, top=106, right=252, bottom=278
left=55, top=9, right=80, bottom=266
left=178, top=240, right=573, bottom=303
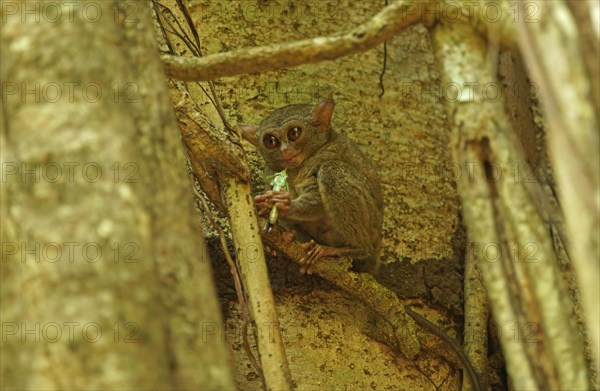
left=223, top=178, right=292, bottom=391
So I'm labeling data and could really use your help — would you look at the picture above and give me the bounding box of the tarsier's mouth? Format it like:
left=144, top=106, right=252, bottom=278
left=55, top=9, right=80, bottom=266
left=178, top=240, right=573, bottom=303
left=283, top=153, right=302, bottom=166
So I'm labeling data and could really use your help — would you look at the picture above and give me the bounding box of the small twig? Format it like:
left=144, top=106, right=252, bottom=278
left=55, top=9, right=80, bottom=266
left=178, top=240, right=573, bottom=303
left=173, top=0, right=238, bottom=137
left=486, top=23, right=500, bottom=81
left=413, top=358, right=442, bottom=390
left=152, top=1, right=174, bottom=53
left=207, top=81, right=238, bottom=137
left=378, top=40, right=388, bottom=98
left=462, top=240, right=488, bottom=391
left=176, top=0, right=202, bottom=54
left=406, top=306, right=482, bottom=391
left=154, top=1, right=198, bottom=54
left=193, top=180, right=265, bottom=383
left=154, top=0, right=241, bottom=144
left=378, top=0, right=389, bottom=98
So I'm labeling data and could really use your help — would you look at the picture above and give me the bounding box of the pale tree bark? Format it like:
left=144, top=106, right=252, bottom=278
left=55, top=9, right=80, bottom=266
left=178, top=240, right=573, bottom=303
left=1, top=1, right=234, bottom=389
left=51, top=0, right=595, bottom=389
left=153, top=2, right=293, bottom=389
left=259, top=224, right=421, bottom=359
left=444, top=0, right=519, bottom=50
left=153, top=0, right=599, bottom=387
left=462, top=239, right=488, bottom=391
left=153, top=0, right=424, bottom=362
left=516, top=0, right=600, bottom=376
left=161, top=0, right=431, bottom=81
left=432, top=18, right=590, bottom=390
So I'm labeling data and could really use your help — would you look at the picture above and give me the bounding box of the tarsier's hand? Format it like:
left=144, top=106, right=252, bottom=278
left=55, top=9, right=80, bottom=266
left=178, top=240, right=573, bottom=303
left=254, top=190, right=291, bottom=217
left=299, top=240, right=337, bottom=274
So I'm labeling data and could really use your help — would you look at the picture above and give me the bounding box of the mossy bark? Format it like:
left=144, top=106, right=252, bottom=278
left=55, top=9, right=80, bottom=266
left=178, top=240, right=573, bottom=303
left=1, top=1, right=235, bottom=389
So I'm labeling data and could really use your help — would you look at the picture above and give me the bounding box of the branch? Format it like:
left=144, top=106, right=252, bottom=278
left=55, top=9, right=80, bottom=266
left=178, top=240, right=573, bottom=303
left=432, top=18, right=590, bottom=390
left=462, top=239, right=489, bottom=391
left=440, top=0, right=518, bottom=51
left=260, top=223, right=421, bottom=360
left=153, top=2, right=293, bottom=389
left=516, top=2, right=600, bottom=375
left=224, top=181, right=293, bottom=391
left=162, top=0, right=430, bottom=81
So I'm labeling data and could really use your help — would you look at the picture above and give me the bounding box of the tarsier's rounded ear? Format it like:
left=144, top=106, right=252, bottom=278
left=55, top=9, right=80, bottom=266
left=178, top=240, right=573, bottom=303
left=312, top=93, right=335, bottom=132
left=239, top=124, right=259, bottom=147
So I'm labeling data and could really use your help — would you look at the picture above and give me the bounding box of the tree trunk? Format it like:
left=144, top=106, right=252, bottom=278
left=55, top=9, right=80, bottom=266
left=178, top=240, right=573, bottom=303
left=432, top=17, right=590, bottom=390
left=516, top=0, right=600, bottom=377
left=1, top=1, right=235, bottom=389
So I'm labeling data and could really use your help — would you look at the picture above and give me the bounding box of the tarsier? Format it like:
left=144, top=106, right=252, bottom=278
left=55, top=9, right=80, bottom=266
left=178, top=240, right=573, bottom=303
left=240, top=95, right=383, bottom=274
left=241, top=96, right=482, bottom=389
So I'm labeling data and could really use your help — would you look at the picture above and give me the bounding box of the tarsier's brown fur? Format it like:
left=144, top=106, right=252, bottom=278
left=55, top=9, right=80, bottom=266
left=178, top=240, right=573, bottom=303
left=241, top=95, right=383, bottom=274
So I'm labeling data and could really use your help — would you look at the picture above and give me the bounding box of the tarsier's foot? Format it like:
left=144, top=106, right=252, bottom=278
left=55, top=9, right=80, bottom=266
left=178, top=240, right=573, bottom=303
left=264, top=245, right=277, bottom=256
left=282, top=228, right=295, bottom=244
left=299, top=240, right=337, bottom=275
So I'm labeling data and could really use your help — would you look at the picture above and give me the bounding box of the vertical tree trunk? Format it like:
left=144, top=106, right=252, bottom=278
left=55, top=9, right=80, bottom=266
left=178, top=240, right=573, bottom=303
left=432, top=18, right=590, bottom=390
left=153, top=2, right=293, bottom=388
left=516, top=0, right=600, bottom=375
left=1, top=1, right=234, bottom=389
left=462, top=240, right=488, bottom=391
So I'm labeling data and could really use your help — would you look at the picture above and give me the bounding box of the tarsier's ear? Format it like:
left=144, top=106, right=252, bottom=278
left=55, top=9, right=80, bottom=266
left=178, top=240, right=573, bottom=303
left=312, top=93, right=335, bottom=132
left=239, top=124, right=259, bottom=147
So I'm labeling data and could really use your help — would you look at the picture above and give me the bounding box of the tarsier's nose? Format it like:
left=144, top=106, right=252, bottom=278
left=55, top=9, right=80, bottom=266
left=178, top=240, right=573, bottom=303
left=280, top=144, right=295, bottom=159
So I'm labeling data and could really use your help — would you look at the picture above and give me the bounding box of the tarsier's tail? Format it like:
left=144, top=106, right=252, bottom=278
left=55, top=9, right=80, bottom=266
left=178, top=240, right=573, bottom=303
left=352, top=243, right=381, bottom=275
left=371, top=242, right=382, bottom=276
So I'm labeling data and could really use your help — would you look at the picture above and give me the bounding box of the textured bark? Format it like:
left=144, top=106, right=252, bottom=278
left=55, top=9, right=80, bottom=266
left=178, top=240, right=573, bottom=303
left=171, top=1, right=467, bottom=389
left=260, top=223, right=421, bottom=360
left=432, top=19, right=590, bottom=390
left=162, top=0, right=431, bottom=81
left=129, top=0, right=597, bottom=389
left=462, top=241, right=488, bottom=391
left=224, top=180, right=293, bottom=391
left=499, top=47, right=598, bottom=387
left=516, top=0, right=600, bottom=376
left=154, top=2, right=293, bottom=389
left=1, top=1, right=234, bottom=389
left=443, top=0, right=519, bottom=50
left=564, top=0, right=600, bottom=124
left=497, top=51, right=538, bottom=166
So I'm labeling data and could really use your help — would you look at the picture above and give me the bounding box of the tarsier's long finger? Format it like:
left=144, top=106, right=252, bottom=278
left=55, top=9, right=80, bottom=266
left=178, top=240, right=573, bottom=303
left=282, top=229, right=295, bottom=243
left=299, top=241, right=323, bottom=274
left=304, top=247, right=324, bottom=275
left=254, top=195, right=273, bottom=213
left=254, top=195, right=268, bottom=203
left=264, top=245, right=277, bottom=256
left=267, top=190, right=288, bottom=196
left=257, top=206, right=270, bottom=216
left=269, top=196, right=290, bottom=205
left=298, top=242, right=312, bottom=274
left=301, top=240, right=317, bottom=251
left=299, top=240, right=317, bottom=263
left=300, top=257, right=320, bottom=274
left=275, top=202, right=290, bottom=213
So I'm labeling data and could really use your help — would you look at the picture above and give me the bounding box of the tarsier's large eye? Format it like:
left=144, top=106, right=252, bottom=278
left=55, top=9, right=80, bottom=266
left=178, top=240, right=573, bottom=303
left=263, top=134, right=280, bottom=149
left=288, top=126, right=302, bottom=141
